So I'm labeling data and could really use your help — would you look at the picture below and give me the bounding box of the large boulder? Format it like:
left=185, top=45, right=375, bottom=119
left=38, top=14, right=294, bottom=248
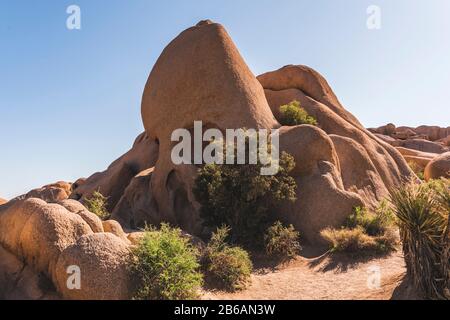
left=368, top=123, right=396, bottom=136
left=71, top=132, right=159, bottom=212
left=19, top=181, right=72, bottom=203
left=424, top=152, right=450, bottom=181
left=54, top=233, right=134, bottom=300
left=0, top=198, right=7, bottom=206
left=401, top=138, right=448, bottom=154
left=413, top=125, right=450, bottom=142
left=276, top=126, right=364, bottom=241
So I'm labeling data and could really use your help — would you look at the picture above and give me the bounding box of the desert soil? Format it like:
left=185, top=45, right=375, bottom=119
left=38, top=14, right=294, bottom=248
left=203, top=247, right=418, bottom=300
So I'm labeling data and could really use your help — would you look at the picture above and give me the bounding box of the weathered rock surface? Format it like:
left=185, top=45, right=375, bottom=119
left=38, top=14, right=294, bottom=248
left=58, top=199, right=104, bottom=233
left=0, top=197, right=135, bottom=299
left=12, top=181, right=72, bottom=203
left=401, top=139, right=448, bottom=154
left=0, top=198, right=7, bottom=206
left=54, top=233, right=135, bottom=300
left=258, top=65, right=413, bottom=213
left=424, top=152, right=450, bottom=181
left=0, top=245, right=59, bottom=300
left=111, top=168, right=158, bottom=229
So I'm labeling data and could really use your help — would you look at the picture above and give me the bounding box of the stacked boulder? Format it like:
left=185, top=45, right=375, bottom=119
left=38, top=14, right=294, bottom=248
left=0, top=197, right=142, bottom=299
left=369, top=124, right=450, bottom=179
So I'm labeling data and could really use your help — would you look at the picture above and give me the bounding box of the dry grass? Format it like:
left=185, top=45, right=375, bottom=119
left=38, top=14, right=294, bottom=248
left=321, top=226, right=397, bottom=256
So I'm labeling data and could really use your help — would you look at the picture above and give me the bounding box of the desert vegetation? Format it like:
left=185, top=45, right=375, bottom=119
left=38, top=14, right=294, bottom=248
left=279, top=100, right=317, bottom=126
left=321, top=202, right=398, bottom=255
left=390, top=178, right=449, bottom=299
left=264, top=221, right=301, bottom=260
left=130, top=224, right=203, bottom=300
left=84, top=190, right=110, bottom=220
left=193, top=149, right=297, bottom=248
left=202, top=226, right=253, bottom=291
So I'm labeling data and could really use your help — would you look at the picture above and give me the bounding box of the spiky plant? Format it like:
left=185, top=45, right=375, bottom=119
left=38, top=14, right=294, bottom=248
left=390, top=181, right=448, bottom=299
left=434, top=179, right=450, bottom=298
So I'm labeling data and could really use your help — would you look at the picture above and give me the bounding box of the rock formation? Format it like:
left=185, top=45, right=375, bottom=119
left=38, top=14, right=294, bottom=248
left=257, top=65, right=414, bottom=237
left=368, top=124, right=450, bottom=154
left=1, top=20, right=429, bottom=299
left=11, top=181, right=72, bottom=204
left=424, top=152, right=450, bottom=181
left=69, top=21, right=414, bottom=243
left=0, top=197, right=137, bottom=299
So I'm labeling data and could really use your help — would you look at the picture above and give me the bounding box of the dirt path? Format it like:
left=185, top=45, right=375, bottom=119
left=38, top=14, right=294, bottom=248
left=203, top=249, right=417, bottom=300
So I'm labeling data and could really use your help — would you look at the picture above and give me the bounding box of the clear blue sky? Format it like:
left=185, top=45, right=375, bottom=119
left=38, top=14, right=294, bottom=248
left=1, top=0, right=449, bottom=199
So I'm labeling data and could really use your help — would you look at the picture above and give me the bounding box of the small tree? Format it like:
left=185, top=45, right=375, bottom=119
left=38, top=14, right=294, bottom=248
left=193, top=151, right=297, bottom=247
left=279, top=100, right=317, bottom=126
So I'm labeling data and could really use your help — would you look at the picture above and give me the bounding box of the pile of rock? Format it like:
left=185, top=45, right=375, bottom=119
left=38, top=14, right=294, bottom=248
left=369, top=124, right=450, bottom=179
left=0, top=197, right=145, bottom=299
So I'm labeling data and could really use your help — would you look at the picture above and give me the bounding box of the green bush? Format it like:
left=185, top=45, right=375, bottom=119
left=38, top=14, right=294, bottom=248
left=279, top=100, right=317, bottom=126
left=193, top=151, right=297, bottom=247
left=390, top=180, right=448, bottom=299
left=130, top=224, right=203, bottom=300
left=203, top=226, right=253, bottom=291
left=84, top=190, right=110, bottom=220
left=345, top=202, right=395, bottom=237
left=264, top=221, right=301, bottom=259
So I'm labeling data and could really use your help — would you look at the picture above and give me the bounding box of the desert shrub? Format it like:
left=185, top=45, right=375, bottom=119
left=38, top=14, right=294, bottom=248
left=84, top=190, right=110, bottom=220
left=203, top=226, right=253, bottom=291
left=130, top=224, right=203, bottom=300
left=264, top=221, right=301, bottom=259
left=407, top=161, right=425, bottom=180
left=279, top=100, right=317, bottom=126
left=390, top=181, right=448, bottom=299
left=321, top=202, right=398, bottom=255
left=193, top=151, right=297, bottom=247
left=321, top=226, right=397, bottom=255
left=345, top=202, right=395, bottom=237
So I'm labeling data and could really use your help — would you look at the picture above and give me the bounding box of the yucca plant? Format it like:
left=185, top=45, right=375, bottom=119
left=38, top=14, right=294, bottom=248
left=434, top=179, right=450, bottom=298
left=390, top=181, right=448, bottom=299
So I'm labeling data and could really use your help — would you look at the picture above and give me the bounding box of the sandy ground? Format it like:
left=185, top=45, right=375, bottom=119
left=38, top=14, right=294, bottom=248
left=202, top=248, right=418, bottom=300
